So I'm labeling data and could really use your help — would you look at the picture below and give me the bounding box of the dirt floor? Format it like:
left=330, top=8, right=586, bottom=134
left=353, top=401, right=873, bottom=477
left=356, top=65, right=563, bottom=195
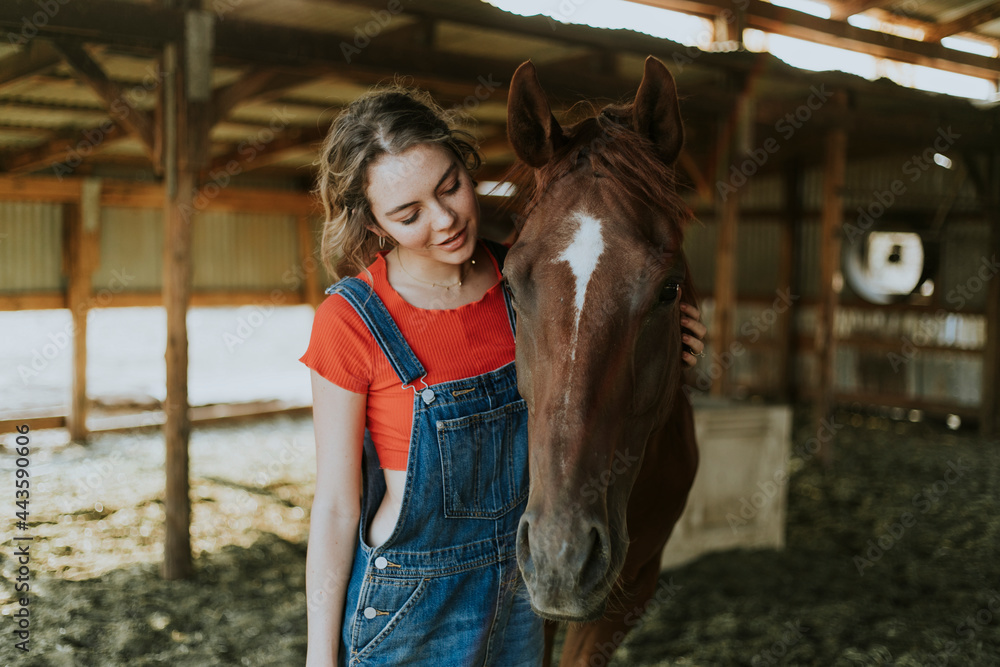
left=1, top=408, right=998, bottom=666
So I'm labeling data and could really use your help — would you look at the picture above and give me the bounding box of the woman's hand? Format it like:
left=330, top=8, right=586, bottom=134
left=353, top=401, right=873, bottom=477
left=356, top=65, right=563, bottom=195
left=678, top=291, right=707, bottom=367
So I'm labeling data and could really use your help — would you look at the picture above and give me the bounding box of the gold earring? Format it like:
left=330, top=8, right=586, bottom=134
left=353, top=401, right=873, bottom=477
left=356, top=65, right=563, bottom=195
left=379, top=236, right=385, bottom=249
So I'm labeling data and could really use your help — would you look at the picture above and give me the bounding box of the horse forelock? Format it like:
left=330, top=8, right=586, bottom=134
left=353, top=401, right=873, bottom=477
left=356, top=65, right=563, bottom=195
left=500, top=107, right=691, bottom=245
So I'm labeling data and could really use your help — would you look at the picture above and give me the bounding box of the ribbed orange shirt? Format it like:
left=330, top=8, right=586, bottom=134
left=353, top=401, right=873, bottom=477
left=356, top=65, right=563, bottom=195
left=298, top=242, right=515, bottom=470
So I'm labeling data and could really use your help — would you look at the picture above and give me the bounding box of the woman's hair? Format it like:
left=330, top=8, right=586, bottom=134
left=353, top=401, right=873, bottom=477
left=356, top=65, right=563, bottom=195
left=314, top=81, right=483, bottom=277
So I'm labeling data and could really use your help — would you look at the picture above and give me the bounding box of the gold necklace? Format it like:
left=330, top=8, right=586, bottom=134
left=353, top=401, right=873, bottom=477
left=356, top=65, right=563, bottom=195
left=395, top=247, right=476, bottom=289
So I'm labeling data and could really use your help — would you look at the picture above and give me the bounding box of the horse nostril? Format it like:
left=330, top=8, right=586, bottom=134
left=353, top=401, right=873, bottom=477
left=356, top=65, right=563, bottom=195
left=579, top=525, right=610, bottom=587
left=516, top=516, right=535, bottom=582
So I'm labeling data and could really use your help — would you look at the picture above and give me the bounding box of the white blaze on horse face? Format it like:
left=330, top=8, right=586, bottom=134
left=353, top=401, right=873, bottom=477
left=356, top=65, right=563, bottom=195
left=554, top=211, right=605, bottom=361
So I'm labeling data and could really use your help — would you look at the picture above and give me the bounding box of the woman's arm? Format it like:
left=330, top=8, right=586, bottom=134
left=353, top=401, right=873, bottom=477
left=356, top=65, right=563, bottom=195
left=305, top=369, right=367, bottom=667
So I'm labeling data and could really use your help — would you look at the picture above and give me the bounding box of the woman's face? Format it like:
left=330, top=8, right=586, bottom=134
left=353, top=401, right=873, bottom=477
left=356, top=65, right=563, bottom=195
left=366, top=142, right=479, bottom=265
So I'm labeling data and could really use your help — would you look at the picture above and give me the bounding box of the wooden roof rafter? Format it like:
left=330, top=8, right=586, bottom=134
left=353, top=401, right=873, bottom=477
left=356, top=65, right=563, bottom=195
left=209, top=68, right=320, bottom=129
left=923, top=2, right=1000, bottom=42
left=0, top=0, right=748, bottom=92
left=0, top=122, right=128, bottom=174
left=0, top=39, right=64, bottom=93
left=630, top=0, right=999, bottom=80
left=204, top=123, right=327, bottom=178
left=49, top=39, right=157, bottom=161
left=828, top=0, right=893, bottom=21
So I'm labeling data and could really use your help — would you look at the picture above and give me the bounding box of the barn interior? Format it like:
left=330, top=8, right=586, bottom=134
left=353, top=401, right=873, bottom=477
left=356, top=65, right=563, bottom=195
left=0, top=0, right=998, bottom=664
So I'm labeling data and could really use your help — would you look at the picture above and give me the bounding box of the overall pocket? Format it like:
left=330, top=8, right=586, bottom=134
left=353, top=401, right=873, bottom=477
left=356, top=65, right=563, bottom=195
left=436, top=398, right=529, bottom=519
left=350, top=575, right=430, bottom=663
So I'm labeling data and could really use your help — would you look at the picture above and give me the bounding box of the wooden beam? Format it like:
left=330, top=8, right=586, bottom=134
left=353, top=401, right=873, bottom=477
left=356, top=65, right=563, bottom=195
left=0, top=0, right=184, bottom=46
left=297, top=215, right=322, bottom=310
left=712, top=181, right=738, bottom=398
left=1, top=0, right=638, bottom=100
left=678, top=149, right=712, bottom=204
left=161, top=33, right=192, bottom=580
left=779, top=158, right=803, bottom=403
left=0, top=39, right=62, bottom=91
left=0, top=176, right=81, bottom=202
left=925, top=3, right=1000, bottom=42
left=5, top=0, right=995, bottom=102
left=204, top=124, right=326, bottom=177
left=63, top=179, right=101, bottom=442
left=1, top=402, right=314, bottom=437
left=632, top=0, right=1000, bottom=80
left=319, top=0, right=745, bottom=72
left=102, top=180, right=317, bottom=214
left=49, top=40, right=157, bottom=161
left=829, top=0, right=893, bottom=21
left=977, top=152, right=1000, bottom=437
left=1, top=122, right=128, bottom=174
left=210, top=17, right=648, bottom=105
left=380, top=14, right=436, bottom=49
left=0, top=175, right=317, bottom=214
left=0, top=290, right=311, bottom=312
left=710, top=75, right=752, bottom=397
left=63, top=202, right=87, bottom=441
left=211, top=68, right=290, bottom=128
left=814, top=93, right=848, bottom=465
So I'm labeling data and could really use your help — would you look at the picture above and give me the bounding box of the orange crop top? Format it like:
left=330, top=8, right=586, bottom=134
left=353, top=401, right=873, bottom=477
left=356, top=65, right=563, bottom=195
left=298, top=242, right=515, bottom=470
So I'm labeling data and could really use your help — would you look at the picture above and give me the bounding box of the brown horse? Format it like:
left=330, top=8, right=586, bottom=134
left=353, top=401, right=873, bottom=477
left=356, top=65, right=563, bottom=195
left=502, top=56, right=700, bottom=666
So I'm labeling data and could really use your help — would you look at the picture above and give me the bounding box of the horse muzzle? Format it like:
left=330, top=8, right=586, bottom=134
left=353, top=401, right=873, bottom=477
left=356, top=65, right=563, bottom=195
left=515, top=507, right=615, bottom=621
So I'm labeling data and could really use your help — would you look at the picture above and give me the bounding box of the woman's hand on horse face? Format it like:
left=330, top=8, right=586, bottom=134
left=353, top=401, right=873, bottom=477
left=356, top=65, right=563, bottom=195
left=678, top=293, right=706, bottom=367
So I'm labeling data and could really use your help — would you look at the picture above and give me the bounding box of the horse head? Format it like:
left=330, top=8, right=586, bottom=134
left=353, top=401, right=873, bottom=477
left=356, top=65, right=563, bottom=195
left=503, top=56, right=697, bottom=621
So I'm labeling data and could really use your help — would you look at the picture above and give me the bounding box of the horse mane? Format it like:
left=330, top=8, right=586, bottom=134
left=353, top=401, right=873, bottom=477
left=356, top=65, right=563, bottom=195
left=498, top=105, right=692, bottom=240
left=497, top=103, right=697, bottom=310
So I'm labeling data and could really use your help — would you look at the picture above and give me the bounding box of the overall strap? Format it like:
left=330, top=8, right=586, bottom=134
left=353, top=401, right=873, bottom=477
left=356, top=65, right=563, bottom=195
left=482, top=238, right=517, bottom=336
left=325, top=277, right=427, bottom=386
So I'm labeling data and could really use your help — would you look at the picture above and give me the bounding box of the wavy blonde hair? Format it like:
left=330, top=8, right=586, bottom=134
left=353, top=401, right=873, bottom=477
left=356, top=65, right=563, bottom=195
left=314, top=81, right=483, bottom=278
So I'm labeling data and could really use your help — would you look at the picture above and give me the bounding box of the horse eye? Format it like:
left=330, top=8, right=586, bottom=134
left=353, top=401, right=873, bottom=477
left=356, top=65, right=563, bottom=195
left=659, top=282, right=679, bottom=304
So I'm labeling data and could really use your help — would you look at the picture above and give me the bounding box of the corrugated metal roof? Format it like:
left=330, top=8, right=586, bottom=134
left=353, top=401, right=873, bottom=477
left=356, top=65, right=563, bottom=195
left=0, top=0, right=995, bottom=182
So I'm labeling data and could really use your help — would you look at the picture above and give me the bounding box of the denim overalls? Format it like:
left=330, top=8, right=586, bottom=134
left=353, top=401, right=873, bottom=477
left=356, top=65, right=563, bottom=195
left=326, top=240, right=543, bottom=666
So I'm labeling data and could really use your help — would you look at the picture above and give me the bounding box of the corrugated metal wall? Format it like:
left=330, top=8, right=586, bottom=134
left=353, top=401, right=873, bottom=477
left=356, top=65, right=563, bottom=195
left=682, top=153, right=988, bottom=412
left=192, top=210, right=299, bottom=290
left=97, top=207, right=163, bottom=291
left=0, top=202, right=64, bottom=292
left=938, top=221, right=992, bottom=312
left=6, top=206, right=309, bottom=296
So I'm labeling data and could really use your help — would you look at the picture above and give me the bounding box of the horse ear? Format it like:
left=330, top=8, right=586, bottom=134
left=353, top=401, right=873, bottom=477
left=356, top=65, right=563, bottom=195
left=507, top=60, right=565, bottom=168
left=633, top=55, right=684, bottom=165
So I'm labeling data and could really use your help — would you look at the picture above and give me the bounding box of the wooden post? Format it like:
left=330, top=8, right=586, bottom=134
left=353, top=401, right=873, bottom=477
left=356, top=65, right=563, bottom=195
left=64, top=178, right=101, bottom=442
left=779, top=159, right=803, bottom=403
left=65, top=208, right=86, bottom=441
left=297, top=214, right=322, bottom=310
left=712, top=185, right=738, bottom=397
left=161, top=8, right=214, bottom=580
left=815, top=98, right=848, bottom=464
left=711, top=77, right=752, bottom=396
left=979, top=151, right=1000, bottom=437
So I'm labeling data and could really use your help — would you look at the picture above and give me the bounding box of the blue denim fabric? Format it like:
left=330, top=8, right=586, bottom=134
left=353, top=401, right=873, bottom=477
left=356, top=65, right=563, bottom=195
left=326, top=240, right=542, bottom=667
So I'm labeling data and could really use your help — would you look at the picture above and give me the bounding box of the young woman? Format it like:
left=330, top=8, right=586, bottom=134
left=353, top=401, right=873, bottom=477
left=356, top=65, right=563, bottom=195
left=299, top=84, right=707, bottom=667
